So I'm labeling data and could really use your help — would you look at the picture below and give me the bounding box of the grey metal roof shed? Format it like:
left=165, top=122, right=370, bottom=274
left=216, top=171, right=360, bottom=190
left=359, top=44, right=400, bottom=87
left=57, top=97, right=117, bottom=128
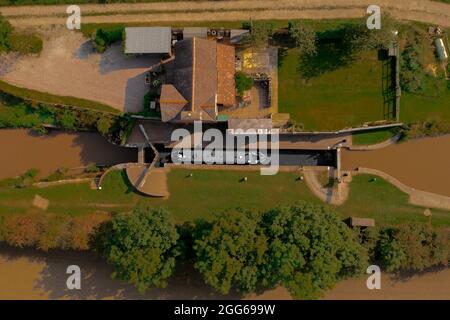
left=183, top=27, right=208, bottom=39
left=125, top=27, right=172, bottom=54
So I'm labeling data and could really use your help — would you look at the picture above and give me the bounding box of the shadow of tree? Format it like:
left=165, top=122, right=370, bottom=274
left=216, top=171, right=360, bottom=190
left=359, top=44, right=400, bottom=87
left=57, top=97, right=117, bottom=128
left=124, top=71, right=149, bottom=113
left=0, top=244, right=240, bottom=300
left=73, top=40, right=96, bottom=60
left=297, top=40, right=356, bottom=79
left=70, top=132, right=137, bottom=167
left=99, top=42, right=161, bottom=75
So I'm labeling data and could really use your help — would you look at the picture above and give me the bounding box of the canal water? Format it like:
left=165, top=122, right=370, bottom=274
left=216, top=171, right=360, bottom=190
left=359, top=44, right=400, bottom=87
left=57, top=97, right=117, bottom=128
left=342, top=135, right=450, bottom=197
left=0, top=129, right=137, bottom=179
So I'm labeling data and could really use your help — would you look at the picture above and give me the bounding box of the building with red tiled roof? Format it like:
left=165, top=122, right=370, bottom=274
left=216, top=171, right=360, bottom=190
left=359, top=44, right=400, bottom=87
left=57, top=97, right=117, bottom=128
left=159, top=37, right=236, bottom=122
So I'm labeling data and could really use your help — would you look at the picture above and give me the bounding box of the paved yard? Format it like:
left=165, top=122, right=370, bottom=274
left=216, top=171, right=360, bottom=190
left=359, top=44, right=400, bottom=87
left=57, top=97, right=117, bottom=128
left=1, top=28, right=159, bottom=113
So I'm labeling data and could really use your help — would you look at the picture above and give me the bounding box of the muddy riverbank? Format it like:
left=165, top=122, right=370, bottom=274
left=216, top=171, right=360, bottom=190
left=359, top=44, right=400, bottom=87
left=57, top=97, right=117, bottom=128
left=0, top=129, right=137, bottom=180
left=342, top=135, right=450, bottom=197
left=0, top=245, right=449, bottom=300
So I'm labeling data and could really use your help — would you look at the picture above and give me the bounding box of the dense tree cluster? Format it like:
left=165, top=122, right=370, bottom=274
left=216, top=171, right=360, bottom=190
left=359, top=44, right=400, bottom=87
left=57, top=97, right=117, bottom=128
left=93, top=207, right=180, bottom=293
left=366, top=224, right=449, bottom=272
left=194, top=203, right=367, bottom=299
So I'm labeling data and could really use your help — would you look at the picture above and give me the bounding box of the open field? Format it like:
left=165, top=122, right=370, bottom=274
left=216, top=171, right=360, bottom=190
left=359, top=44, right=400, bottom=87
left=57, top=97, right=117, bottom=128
left=279, top=47, right=386, bottom=131
left=1, top=0, right=450, bottom=28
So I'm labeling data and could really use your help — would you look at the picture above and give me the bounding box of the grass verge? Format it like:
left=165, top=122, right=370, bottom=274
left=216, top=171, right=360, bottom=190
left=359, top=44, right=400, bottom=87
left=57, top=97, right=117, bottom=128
left=0, top=80, right=120, bottom=115
left=352, top=128, right=397, bottom=145
left=0, top=168, right=448, bottom=226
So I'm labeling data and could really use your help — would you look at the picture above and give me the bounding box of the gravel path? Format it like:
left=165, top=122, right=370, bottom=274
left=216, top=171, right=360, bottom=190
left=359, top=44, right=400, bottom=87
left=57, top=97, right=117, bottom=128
left=1, top=0, right=449, bottom=27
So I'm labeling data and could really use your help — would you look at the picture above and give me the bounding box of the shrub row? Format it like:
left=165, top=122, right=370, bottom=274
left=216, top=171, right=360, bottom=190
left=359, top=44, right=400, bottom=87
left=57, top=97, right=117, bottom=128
left=0, top=212, right=109, bottom=251
left=0, top=91, right=134, bottom=145
left=399, top=119, right=450, bottom=140
left=359, top=224, right=449, bottom=273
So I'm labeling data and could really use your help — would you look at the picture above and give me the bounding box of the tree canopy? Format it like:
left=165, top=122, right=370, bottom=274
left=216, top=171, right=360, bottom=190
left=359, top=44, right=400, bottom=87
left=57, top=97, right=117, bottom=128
left=375, top=224, right=448, bottom=272
left=194, top=209, right=267, bottom=294
left=194, top=203, right=367, bottom=299
left=241, top=21, right=275, bottom=48
left=344, top=14, right=398, bottom=52
left=94, top=207, right=179, bottom=293
left=288, top=21, right=317, bottom=56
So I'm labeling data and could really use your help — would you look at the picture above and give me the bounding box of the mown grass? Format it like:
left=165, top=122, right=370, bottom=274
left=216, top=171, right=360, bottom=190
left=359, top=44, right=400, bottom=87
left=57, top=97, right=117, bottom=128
left=279, top=47, right=385, bottom=131
left=0, top=169, right=448, bottom=226
left=352, top=128, right=397, bottom=145
left=339, top=174, right=450, bottom=227
left=0, top=80, right=120, bottom=115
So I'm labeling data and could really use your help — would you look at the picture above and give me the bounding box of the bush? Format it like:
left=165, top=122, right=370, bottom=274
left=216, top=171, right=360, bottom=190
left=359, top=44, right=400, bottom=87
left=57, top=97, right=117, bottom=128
left=93, top=207, right=179, bottom=293
left=96, top=116, right=113, bottom=135
left=235, top=72, right=253, bottom=97
left=44, top=167, right=68, bottom=182
left=401, top=120, right=450, bottom=140
left=9, top=32, right=43, bottom=55
left=57, top=110, right=77, bottom=130
left=0, top=14, right=12, bottom=53
left=85, top=163, right=100, bottom=174
left=94, top=26, right=124, bottom=53
left=375, top=224, right=448, bottom=272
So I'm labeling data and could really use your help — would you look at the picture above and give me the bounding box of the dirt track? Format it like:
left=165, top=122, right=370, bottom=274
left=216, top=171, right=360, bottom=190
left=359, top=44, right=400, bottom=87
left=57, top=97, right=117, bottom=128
left=0, top=0, right=449, bottom=27
left=1, top=29, right=155, bottom=112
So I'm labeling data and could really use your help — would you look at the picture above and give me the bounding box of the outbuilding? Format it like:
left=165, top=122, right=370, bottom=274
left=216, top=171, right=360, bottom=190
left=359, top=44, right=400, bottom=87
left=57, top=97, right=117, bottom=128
left=434, top=38, right=448, bottom=61
left=124, top=27, right=172, bottom=54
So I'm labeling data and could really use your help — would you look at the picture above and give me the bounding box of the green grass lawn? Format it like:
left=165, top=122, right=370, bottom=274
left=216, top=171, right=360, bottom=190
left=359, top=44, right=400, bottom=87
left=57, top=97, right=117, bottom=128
left=401, top=90, right=450, bottom=123
left=352, top=128, right=397, bottom=145
left=0, top=168, right=448, bottom=226
left=279, top=46, right=387, bottom=131
left=338, top=175, right=450, bottom=227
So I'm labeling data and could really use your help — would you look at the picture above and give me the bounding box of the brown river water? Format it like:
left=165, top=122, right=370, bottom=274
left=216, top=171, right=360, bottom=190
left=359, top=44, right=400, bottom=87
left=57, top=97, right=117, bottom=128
left=0, top=129, right=137, bottom=179
left=342, top=135, right=450, bottom=197
left=0, top=245, right=448, bottom=300
left=0, top=130, right=449, bottom=299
